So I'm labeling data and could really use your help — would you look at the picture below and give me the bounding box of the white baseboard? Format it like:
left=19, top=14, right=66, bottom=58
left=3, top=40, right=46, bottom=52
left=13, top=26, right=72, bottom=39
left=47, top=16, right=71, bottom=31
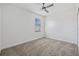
left=1, top=37, right=44, bottom=50
left=46, top=36, right=77, bottom=45
left=1, top=36, right=78, bottom=50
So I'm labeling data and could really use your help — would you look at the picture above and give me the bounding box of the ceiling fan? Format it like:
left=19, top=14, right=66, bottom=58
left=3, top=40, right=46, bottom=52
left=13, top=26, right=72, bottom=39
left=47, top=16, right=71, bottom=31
left=41, top=3, right=54, bottom=13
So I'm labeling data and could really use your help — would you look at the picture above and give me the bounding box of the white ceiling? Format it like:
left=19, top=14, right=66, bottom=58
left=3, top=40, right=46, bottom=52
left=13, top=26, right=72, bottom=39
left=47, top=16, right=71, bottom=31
left=13, top=3, right=78, bottom=16
left=14, top=3, right=55, bottom=16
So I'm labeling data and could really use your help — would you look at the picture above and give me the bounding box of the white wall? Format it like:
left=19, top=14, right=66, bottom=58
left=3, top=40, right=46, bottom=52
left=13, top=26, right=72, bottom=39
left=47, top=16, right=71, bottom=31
left=1, top=3, right=78, bottom=49
left=2, top=4, right=44, bottom=49
left=78, top=6, right=79, bottom=47
left=45, top=4, right=77, bottom=44
left=0, top=4, right=2, bottom=52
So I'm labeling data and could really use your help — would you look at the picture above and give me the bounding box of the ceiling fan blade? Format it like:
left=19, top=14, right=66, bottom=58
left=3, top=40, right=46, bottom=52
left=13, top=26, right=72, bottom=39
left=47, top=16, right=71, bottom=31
left=45, top=9, right=48, bottom=13
left=46, top=4, right=54, bottom=8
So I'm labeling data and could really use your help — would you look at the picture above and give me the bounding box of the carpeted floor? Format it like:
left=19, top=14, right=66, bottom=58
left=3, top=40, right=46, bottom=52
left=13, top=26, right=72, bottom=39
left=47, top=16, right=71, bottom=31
left=1, top=38, right=78, bottom=56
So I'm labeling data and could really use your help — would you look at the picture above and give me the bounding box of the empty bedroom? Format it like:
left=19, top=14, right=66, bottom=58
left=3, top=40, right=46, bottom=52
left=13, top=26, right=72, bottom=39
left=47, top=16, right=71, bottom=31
left=0, top=3, right=79, bottom=56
